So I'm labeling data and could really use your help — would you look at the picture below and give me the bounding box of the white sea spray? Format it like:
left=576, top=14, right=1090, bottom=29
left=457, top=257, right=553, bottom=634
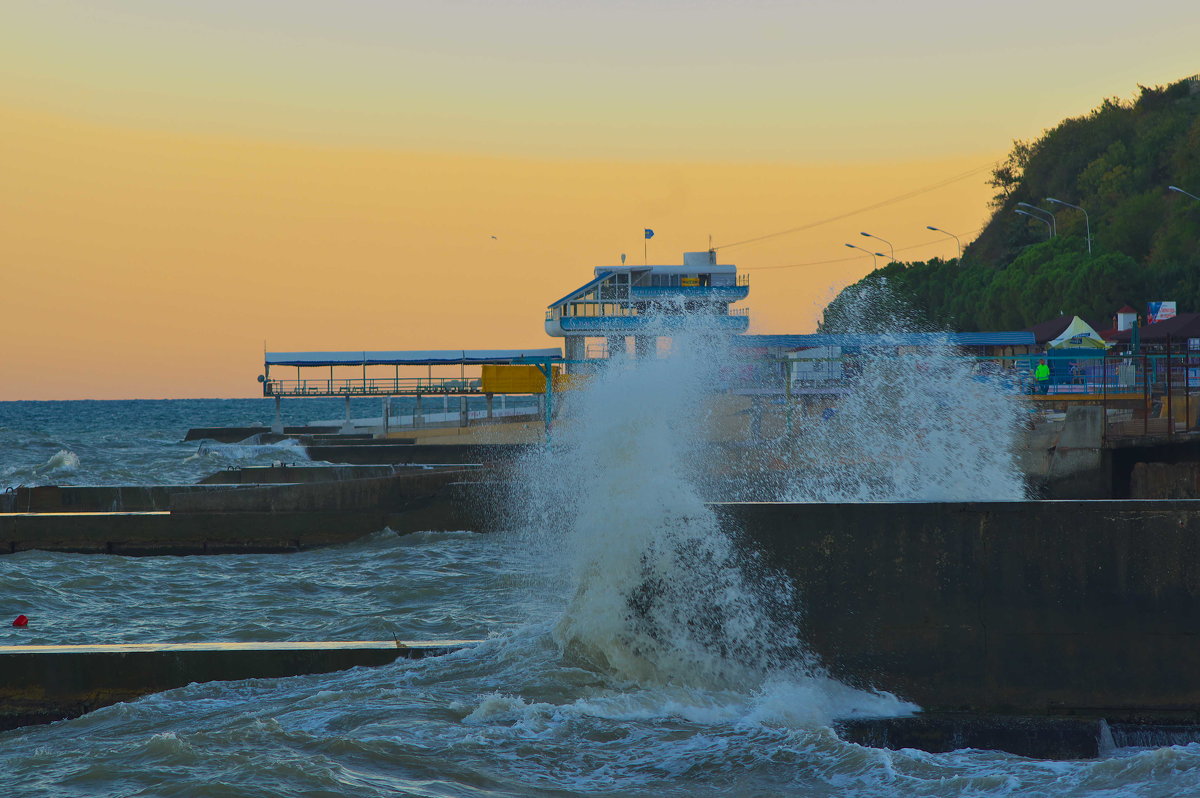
left=785, top=281, right=1026, bottom=501
left=38, top=449, right=80, bottom=473
left=511, top=318, right=913, bottom=724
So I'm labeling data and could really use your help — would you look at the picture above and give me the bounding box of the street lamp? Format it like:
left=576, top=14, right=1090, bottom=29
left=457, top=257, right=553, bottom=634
left=1016, top=202, right=1056, bottom=236
left=1169, top=185, right=1200, bottom=202
left=926, top=225, right=963, bottom=258
left=1046, top=197, right=1091, bottom=253
left=845, top=243, right=882, bottom=268
left=860, top=232, right=894, bottom=262
left=1014, top=209, right=1052, bottom=239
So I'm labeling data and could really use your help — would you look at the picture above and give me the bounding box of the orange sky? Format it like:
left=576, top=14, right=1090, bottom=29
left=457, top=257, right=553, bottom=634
left=1, top=105, right=997, bottom=398
left=2, top=2, right=1196, bottom=399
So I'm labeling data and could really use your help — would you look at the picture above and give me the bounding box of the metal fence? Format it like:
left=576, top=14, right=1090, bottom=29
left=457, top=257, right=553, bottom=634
left=1018, top=352, right=1200, bottom=438
left=773, top=351, right=1200, bottom=439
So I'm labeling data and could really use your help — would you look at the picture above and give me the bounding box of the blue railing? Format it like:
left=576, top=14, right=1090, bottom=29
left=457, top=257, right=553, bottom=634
left=265, top=377, right=483, bottom=397
left=557, top=315, right=750, bottom=332
left=630, top=285, right=750, bottom=300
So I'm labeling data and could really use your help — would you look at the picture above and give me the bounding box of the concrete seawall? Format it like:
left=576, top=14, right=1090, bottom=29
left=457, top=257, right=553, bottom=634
left=716, top=500, right=1200, bottom=722
left=0, top=640, right=474, bottom=731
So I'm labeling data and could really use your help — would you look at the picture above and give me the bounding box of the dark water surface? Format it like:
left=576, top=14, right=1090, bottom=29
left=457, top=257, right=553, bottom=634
left=0, top=399, right=1196, bottom=797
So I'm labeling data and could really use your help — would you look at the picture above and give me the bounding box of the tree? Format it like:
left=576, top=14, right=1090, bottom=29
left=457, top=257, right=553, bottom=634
left=825, top=74, right=1200, bottom=331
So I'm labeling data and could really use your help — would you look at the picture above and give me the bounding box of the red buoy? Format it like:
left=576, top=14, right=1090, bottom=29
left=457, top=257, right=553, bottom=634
left=11, top=615, right=28, bottom=627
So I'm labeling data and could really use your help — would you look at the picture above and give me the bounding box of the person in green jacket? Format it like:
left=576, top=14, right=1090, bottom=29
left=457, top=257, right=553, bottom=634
left=1034, top=359, right=1050, bottom=394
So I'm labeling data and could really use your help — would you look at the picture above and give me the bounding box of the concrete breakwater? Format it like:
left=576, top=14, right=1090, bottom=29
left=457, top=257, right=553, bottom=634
left=198, top=463, right=423, bottom=484
left=302, top=442, right=533, bottom=465
left=12, top=478, right=1200, bottom=723
left=13, top=457, right=1200, bottom=756
left=0, top=640, right=475, bottom=732
left=718, top=500, right=1200, bottom=723
left=0, top=469, right=492, bottom=555
left=183, top=425, right=339, bottom=443
left=184, top=407, right=1200, bottom=500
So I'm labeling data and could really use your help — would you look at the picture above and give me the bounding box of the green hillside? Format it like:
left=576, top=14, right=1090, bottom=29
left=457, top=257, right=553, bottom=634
left=822, top=76, right=1200, bottom=332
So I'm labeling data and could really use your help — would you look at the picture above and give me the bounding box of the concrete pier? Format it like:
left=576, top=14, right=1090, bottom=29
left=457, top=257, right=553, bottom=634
left=0, top=640, right=476, bottom=732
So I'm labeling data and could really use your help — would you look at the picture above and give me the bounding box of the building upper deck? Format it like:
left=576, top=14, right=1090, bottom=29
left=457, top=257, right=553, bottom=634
left=546, top=250, right=749, bottom=338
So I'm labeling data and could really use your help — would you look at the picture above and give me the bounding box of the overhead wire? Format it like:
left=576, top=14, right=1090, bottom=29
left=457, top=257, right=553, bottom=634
left=744, top=227, right=984, bottom=272
left=713, top=162, right=995, bottom=251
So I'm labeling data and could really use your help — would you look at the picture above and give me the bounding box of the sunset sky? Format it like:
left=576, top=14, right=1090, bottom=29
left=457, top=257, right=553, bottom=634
left=2, top=1, right=1196, bottom=399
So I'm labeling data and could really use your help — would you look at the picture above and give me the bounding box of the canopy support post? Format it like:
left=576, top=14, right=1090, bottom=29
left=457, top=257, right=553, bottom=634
left=535, top=360, right=555, bottom=443
left=785, top=357, right=794, bottom=439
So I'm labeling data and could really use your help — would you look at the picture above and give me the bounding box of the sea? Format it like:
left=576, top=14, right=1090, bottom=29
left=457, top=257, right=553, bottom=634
left=2, top=391, right=1199, bottom=797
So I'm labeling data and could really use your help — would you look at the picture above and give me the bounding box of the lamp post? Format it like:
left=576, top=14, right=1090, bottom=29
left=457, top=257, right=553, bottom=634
left=1016, top=202, right=1056, bottom=236
left=1169, top=185, right=1200, bottom=202
left=860, top=231, right=894, bottom=262
left=926, top=225, right=963, bottom=258
left=1015, top=209, right=1052, bottom=239
left=845, top=243, right=880, bottom=268
left=1046, top=197, right=1091, bottom=253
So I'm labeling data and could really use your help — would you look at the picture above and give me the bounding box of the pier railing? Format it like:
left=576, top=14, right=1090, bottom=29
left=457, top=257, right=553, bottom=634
left=264, top=350, right=1200, bottom=438
left=264, top=377, right=484, bottom=397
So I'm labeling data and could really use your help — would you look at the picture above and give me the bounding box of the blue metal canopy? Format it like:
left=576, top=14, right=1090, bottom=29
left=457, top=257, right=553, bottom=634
left=266, top=349, right=563, bottom=367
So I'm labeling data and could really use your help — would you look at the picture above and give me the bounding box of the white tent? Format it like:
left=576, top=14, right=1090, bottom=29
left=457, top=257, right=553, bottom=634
left=1046, top=316, right=1108, bottom=350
